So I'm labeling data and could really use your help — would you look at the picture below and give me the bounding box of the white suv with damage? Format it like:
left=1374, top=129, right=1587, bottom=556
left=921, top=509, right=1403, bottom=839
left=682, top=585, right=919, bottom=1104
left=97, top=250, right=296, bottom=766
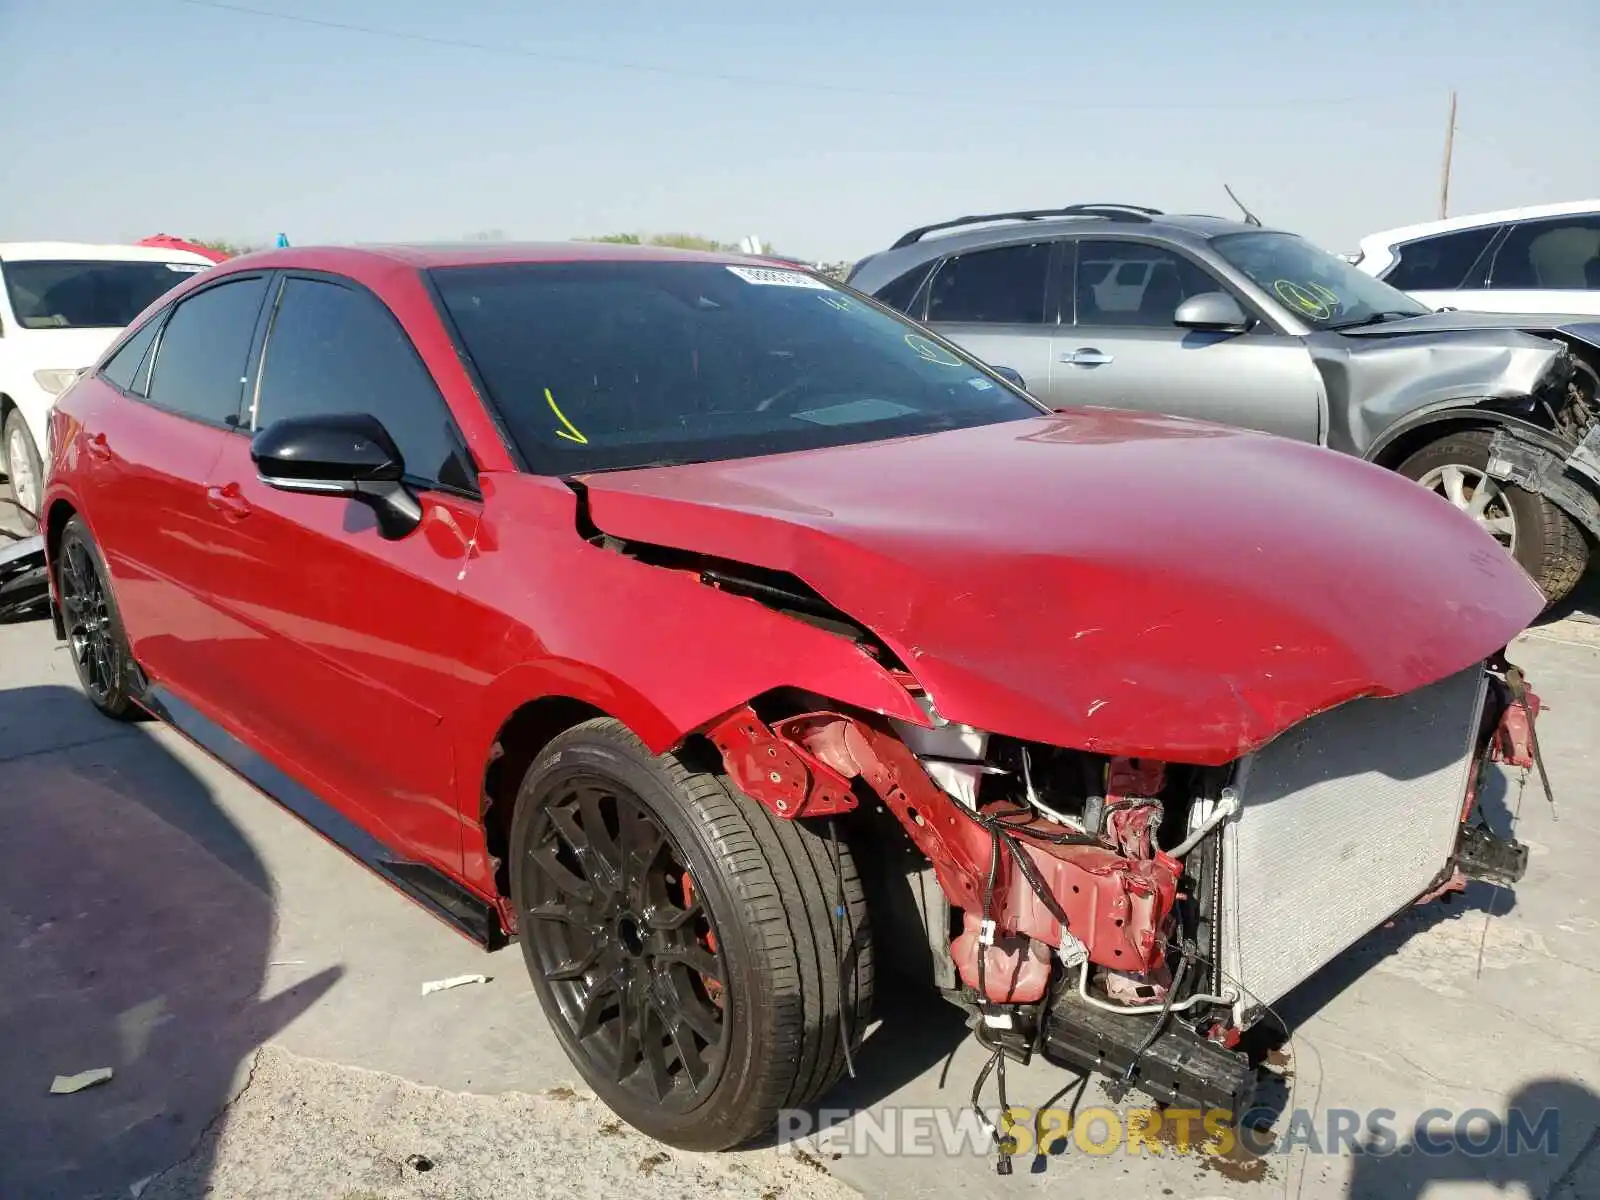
left=0, top=242, right=215, bottom=528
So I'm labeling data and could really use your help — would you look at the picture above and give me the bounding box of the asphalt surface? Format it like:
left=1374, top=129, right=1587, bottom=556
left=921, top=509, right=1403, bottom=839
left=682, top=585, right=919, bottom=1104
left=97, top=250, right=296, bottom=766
left=3, top=490, right=1600, bottom=1200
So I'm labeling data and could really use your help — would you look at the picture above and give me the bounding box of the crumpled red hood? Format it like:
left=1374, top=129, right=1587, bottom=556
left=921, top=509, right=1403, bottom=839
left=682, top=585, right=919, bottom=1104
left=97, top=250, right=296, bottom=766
left=579, top=410, right=1543, bottom=764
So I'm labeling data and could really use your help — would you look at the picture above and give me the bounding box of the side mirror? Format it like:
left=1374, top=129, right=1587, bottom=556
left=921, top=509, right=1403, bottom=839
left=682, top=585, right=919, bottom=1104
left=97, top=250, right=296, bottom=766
left=990, top=365, right=1027, bottom=390
left=251, top=413, right=423, bottom=539
left=1173, top=291, right=1251, bottom=333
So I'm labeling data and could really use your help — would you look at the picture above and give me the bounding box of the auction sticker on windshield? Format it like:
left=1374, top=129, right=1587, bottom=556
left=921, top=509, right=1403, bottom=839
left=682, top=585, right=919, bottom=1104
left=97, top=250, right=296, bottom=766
left=725, top=265, right=832, bottom=289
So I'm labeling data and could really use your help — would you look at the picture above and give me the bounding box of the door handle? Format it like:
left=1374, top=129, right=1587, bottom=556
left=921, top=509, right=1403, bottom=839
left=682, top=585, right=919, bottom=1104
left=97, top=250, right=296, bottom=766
left=85, top=433, right=113, bottom=462
left=205, top=483, right=253, bottom=521
left=1062, top=348, right=1114, bottom=367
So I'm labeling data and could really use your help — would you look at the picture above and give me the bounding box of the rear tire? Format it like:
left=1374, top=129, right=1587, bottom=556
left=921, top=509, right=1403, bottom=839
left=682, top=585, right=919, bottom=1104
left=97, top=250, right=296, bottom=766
left=3, top=408, right=43, bottom=534
left=509, top=718, right=872, bottom=1150
left=55, top=516, right=142, bottom=719
left=1397, top=429, right=1589, bottom=605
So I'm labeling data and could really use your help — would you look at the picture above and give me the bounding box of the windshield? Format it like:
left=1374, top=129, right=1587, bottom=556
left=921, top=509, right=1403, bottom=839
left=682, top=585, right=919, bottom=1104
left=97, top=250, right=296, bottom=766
left=2, top=259, right=208, bottom=330
left=1210, top=232, right=1430, bottom=330
left=431, top=261, right=1044, bottom=473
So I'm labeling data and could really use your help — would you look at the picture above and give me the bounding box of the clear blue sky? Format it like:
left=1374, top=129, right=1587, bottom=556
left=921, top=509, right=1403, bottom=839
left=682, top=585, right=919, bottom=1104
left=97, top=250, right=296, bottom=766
left=3, top=0, right=1596, bottom=260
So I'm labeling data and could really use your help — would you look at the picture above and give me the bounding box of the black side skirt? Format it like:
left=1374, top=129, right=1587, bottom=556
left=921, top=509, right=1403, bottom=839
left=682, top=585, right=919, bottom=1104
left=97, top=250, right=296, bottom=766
left=141, top=684, right=507, bottom=950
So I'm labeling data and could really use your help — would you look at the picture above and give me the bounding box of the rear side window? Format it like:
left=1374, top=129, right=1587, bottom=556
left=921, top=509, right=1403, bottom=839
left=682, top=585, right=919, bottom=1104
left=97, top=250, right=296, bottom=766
left=1383, top=226, right=1499, bottom=291
left=100, top=318, right=162, bottom=393
left=925, top=242, right=1050, bottom=324
left=144, top=277, right=269, bottom=426
left=869, top=262, right=934, bottom=316
left=254, top=277, right=474, bottom=491
left=1490, top=215, right=1600, bottom=290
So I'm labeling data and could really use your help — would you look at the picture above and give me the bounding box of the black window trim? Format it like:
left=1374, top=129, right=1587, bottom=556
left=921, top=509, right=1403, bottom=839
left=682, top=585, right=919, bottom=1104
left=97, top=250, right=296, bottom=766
left=251, top=267, right=483, bottom=501
left=110, top=271, right=274, bottom=431
left=1064, top=233, right=1274, bottom=331
left=922, top=236, right=1058, bottom=328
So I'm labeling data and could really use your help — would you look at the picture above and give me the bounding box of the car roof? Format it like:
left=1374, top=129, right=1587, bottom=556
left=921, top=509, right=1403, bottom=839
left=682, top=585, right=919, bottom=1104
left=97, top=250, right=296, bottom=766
left=848, top=210, right=1275, bottom=290
left=1358, top=199, right=1600, bottom=250
left=0, top=240, right=218, bottom=265
left=221, top=242, right=783, bottom=271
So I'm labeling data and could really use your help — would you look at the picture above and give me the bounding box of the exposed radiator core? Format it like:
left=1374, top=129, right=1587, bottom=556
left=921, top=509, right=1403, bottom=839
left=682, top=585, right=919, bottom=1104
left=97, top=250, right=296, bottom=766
left=1220, top=665, right=1487, bottom=1015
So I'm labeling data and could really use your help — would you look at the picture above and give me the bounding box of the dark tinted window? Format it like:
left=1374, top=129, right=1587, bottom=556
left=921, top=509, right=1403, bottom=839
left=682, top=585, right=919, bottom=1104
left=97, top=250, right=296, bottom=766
left=1384, top=226, right=1499, bottom=291
left=255, top=278, right=473, bottom=491
left=1076, top=240, right=1223, bottom=327
left=431, top=261, right=1040, bottom=474
left=100, top=318, right=162, bottom=393
left=1, top=259, right=208, bottom=329
left=870, top=263, right=934, bottom=315
left=925, top=242, right=1050, bottom=324
left=1490, top=215, right=1600, bottom=290
left=145, top=277, right=268, bottom=425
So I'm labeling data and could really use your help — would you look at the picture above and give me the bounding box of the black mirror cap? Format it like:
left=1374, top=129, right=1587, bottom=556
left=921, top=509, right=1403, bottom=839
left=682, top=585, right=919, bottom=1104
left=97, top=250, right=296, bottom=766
left=250, top=413, right=405, bottom=485
left=990, top=365, right=1027, bottom=390
left=1173, top=291, right=1251, bottom=332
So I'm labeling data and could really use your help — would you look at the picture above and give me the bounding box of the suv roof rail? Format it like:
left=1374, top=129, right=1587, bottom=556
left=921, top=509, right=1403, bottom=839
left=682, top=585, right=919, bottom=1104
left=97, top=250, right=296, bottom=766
left=890, top=203, right=1162, bottom=249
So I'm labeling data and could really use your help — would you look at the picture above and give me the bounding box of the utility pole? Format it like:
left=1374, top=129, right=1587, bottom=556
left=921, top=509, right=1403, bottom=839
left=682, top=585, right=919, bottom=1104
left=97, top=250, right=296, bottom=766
left=1439, top=89, right=1457, bottom=219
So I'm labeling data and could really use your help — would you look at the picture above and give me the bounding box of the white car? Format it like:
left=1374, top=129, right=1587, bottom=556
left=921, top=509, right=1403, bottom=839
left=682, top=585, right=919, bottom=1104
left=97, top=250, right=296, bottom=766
left=1352, top=200, right=1600, bottom=316
left=0, top=242, right=216, bottom=529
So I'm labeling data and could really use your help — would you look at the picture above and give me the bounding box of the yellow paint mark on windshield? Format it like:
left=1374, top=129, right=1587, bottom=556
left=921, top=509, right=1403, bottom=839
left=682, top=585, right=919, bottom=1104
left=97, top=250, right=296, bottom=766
left=1272, top=279, right=1334, bottom=321
left=545, top=387, right=589, bottom=444
left=904, top=333, right=963, bottom=366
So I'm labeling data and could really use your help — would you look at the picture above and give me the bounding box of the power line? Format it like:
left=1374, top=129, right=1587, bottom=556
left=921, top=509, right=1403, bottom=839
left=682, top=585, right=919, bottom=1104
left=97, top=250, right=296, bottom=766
left=173, top=0, right=1369, bottom=112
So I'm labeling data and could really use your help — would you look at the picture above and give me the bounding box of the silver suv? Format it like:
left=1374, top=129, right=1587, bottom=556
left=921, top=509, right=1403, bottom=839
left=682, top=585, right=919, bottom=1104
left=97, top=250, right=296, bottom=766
left=848, top=204, right=1600, bottom=604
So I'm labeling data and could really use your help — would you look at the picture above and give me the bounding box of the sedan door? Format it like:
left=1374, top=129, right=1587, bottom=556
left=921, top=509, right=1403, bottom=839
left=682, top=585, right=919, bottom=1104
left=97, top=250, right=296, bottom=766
left=197, top=273, right=483, bottom=874
left=1052, top=237, right=1323, bottom=443
left=919, top=239, right=1060, bottom=397
left=75, top=273, right=272, bottom=699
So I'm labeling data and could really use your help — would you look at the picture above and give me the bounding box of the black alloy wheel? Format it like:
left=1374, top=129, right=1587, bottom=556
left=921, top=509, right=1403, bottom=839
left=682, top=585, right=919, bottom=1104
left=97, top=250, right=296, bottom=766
left=510, top=717, right=873, bottom=1151
left=522, top=771, right=729, bottom=1111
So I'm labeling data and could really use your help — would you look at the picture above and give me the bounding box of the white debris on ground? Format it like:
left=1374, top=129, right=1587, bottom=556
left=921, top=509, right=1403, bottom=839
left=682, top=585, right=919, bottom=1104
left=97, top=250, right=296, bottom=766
left=48, top=1066, right=114, bottom=1094
left=420, top=973, right=490, bottom=996
left=138, top=1043, right=856, bottom=1200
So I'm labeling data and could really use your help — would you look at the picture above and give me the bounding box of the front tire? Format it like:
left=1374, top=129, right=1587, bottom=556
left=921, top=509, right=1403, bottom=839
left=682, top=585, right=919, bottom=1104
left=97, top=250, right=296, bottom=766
left=56, top=516, right=142, bottom=719
left=1397, top=429, right=1590, bottom=605
left=509, top=718, right=872, bottom=1150
left=3, top=408, right=44, bottom=533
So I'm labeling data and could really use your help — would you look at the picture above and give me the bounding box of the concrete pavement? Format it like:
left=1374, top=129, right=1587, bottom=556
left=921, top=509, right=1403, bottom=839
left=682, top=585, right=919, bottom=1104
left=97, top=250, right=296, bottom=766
left=2, top=487, right=1599, bottom=1197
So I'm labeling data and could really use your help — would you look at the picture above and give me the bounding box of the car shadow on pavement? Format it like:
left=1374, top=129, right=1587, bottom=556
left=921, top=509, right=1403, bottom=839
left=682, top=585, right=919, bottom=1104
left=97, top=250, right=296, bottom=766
left=0, top=683, right=341, bottom=1200
left=1343, top=1078, right=1600, bottom=1199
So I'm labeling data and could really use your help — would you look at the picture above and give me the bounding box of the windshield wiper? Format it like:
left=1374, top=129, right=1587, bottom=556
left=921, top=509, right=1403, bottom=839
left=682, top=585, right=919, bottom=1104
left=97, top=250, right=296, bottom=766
left=1326, top=310, right=1425, bottom=331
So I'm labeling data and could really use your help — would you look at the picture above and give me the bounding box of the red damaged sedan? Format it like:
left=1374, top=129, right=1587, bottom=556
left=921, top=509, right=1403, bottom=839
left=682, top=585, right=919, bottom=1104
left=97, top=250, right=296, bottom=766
left=40, top=243, right=1543, bottom=1155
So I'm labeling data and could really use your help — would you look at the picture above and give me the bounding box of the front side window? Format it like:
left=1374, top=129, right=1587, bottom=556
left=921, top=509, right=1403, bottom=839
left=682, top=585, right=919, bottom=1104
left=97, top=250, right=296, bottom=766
left=1, top=259, right=208, bottom=330
left=1075, top=240, right=1224, bottom=327
left=925, top=242, right=1050, bottom=324
left=144, top=276, right=269, bottom=426
left=431, top=261, right=1042, bottom=474
left=1490, top=215, right=1600, bottom=290
left=1383, top=225, right=1500, bottom=291
left=253, top=278, right=474, bottom=491
left=1211, top=231, right=1430, bottom=329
